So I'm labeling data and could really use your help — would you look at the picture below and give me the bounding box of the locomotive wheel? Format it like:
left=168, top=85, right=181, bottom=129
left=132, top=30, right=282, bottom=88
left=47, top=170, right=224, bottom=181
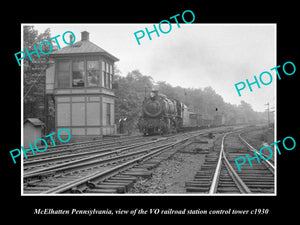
left=147, top=128, right=155, bottom=136
left=163, top=118, right=171, bottom=134
left=161, top=126, right=168, bottom=135
left=171, top=119, right=177, bottom=133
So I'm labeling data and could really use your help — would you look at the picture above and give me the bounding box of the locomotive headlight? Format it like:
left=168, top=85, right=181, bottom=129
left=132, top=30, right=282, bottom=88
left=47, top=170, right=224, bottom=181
left=150, top=90, right=158, bottom=99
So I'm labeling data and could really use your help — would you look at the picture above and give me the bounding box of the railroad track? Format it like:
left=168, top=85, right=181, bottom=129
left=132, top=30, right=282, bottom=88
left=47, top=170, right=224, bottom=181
left=24, top=135, right=145, bottom=162
left=239, top=133, right=275, bottom=171
left=23, top=137, right=170, bottom=183
left=23, top=126, right=246, bottom=194
left=186, top=130, right=275, bottom=194
left=23, top=130, right=208, bottom=194
left=23, top=137, right=158, bottom=173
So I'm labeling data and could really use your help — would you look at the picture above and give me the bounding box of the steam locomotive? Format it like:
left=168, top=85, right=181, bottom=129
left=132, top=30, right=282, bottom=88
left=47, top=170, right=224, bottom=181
left=138, top=90, right=190, bottom=135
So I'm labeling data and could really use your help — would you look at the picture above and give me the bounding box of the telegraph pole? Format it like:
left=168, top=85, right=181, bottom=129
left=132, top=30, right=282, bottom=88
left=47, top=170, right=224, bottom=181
left=265, top=102, right=270, bottom=126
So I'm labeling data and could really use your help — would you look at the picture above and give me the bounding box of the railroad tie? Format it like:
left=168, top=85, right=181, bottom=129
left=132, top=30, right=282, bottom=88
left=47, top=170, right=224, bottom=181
left=122, top=168, right=152, bottom=178
left=85, top=188, right=119, bottom=194
left=86, top=181, right=126, bottom=193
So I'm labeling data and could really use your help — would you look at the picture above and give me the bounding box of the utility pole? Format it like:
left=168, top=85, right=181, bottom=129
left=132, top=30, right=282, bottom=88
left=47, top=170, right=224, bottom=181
left=270, top=106, right=275, bottom=127
left=265, top=102, right=270, bottom=126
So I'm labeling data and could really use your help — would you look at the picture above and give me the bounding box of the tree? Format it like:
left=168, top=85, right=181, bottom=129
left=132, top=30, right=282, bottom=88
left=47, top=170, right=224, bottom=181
left=23, top=26, right=54, bottom=121
left=238, top=100, right=257, bottom=123
left=114, top=70, right=153, bottom=133
left=155, top=81, right=179, bottom=100
left=114, top=69, right=264, bottom=133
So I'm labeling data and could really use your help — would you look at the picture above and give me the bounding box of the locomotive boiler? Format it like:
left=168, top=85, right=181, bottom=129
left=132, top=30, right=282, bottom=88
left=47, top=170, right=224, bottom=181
left=138, top=90, right=184, bottom=135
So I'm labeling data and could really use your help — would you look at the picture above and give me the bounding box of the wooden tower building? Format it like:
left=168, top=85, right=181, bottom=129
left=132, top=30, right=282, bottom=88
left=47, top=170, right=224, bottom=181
left=46, top=31, right=119, bottom=140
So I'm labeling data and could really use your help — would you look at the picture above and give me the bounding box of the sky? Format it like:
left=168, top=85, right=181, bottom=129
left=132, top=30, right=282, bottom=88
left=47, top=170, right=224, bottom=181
left=27, top=23, right=276, bottom=112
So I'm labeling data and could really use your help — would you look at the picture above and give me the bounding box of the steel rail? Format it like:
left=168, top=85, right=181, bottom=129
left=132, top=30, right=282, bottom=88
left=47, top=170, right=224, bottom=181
left=24, top=139, right=158, bottom=167
left=24, top=142, right=172, bottom=180
left=238, top=133, right=275, bottom=174
left=25, top=130, right=205, bottom=179
left=208, top=133, right=228, bottom=194
left=24, top=136, right=145, bottom=159
left=222, top=151, right=251, bottom=193
left=41, top=132, right=203, bottom=194
left=42, top=141, right=180, bottom=194
left=209, top=131, right=251, bottom=194
left=24, top=138, right=167, bottom=179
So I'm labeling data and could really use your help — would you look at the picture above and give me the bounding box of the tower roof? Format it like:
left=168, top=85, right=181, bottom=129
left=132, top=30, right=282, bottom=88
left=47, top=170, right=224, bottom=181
left=50, top=31, right=119, bottom=62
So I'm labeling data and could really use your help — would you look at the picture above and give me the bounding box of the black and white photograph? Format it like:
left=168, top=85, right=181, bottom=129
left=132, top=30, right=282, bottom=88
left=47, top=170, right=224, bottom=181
left=4, top=6, right=298, bottom=220
left=21, top=23, right=276, bottom=195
